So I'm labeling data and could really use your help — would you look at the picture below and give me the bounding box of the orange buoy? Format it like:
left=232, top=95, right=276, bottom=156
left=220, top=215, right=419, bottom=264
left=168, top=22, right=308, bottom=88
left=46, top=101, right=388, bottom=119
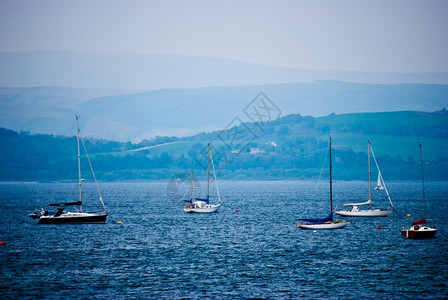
left=118, top=221, right=123, bottom=224
left=407, top=214, right=411, bottom=217
left=376, top=226, right=381, bottom=229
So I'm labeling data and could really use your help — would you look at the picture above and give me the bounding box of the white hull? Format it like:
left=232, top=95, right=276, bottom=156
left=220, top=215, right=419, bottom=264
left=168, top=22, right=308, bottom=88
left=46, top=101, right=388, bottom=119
left=184, top=203, right=221, bottom=213
left=335, top=209, right=392, bottom=217
left=296, top=221, right=349, bottom=230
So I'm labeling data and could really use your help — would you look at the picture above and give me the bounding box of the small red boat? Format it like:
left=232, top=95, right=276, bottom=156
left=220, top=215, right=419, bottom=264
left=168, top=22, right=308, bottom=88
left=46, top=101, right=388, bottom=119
left=401, top=219, right=437, bottom=239
left=401, top=144, right=437, bottom=240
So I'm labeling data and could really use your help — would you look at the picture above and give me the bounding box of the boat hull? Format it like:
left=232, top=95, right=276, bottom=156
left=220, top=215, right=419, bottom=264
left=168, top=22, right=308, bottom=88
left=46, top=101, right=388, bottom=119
left=37, top=213, right=107, bottom=224
left=296, top=221, right=349, bottom=230
left=401, top=227, right=437, bottom=239
left=335, top=209, right=393, bottom=217
left=184, top=203, right=221, bottom=213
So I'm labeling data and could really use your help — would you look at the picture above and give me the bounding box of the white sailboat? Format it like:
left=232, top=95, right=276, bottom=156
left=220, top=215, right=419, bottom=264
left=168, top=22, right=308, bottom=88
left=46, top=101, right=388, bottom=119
left=296, top=137, right=349, bottom=230
left=184, top=143, right=222, bottom=213
left=335, top=141, right=394, bottom=217
left=29, top=116, right=107, bottom=224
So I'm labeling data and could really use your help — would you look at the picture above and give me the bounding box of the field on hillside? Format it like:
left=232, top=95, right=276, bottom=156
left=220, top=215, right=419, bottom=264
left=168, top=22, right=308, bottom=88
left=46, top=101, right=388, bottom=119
left=1, top=110, right=447, bottom=181
left=133, top=111, right=448, bottom=162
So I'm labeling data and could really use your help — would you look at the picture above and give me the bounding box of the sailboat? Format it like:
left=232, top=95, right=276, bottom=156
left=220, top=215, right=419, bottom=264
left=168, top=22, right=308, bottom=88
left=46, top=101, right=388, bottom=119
left=401, top=144, right=437, bottom=239
left=374, top=172, right=384, bottom=190
left=184, top=143, right=222, bottom=213
left=296, top=137, right=349, bottom=230
left=29, top=116, right=108, bottom=224
left=335, top=141, right=394, bottom=217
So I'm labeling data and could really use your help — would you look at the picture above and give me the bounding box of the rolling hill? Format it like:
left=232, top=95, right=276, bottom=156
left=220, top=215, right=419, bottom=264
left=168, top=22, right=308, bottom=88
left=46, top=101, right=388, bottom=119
left=1, top=81, right=448, bottom=142
left=1, top=110, right=447, bottom=182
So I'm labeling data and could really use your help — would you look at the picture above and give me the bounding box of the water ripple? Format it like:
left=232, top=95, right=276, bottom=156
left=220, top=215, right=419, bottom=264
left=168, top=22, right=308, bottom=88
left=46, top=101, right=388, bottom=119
left=0, top=181, right=447, bottom=299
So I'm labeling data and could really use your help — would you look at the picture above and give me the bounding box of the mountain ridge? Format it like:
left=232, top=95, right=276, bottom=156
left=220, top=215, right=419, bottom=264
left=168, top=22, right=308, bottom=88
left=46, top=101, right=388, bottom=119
left=1, top=50, right=448, bottom=91
left=2, top=80, right=447, bottom=141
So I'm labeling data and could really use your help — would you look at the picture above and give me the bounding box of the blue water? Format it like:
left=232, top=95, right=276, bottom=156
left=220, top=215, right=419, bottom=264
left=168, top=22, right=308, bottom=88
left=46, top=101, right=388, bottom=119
left=1, top=181, right=447, bottom=299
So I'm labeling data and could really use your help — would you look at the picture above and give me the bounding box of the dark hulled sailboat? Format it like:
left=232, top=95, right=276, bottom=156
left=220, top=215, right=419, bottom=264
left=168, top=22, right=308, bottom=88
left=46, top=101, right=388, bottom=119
left=29, top=116, right=107, bottom=224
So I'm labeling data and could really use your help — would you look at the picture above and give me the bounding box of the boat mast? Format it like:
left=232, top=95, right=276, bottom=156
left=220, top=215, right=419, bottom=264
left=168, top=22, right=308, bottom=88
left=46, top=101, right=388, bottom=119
left=368, top=141, right=371, bottom=202
left=190, top=170, right=194, bottom=200
left=209, top=144, right=221, bottom=203
left=207, top=143, right=210, bottom=198
left=329, top=136, right=333, bottom=214
left=76, top=116, right=82, bottom=213
left=419, top=143, right=426, bottom=219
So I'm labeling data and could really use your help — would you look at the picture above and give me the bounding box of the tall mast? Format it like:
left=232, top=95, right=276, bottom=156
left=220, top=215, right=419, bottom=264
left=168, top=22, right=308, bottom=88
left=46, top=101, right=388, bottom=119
left=368, top=141, right=371, bottom=202
left=190, top=170, right=194, bottom=200
left=76, top=116, right=82, bottom=212
left=419, top=143, right=426, bottom=219
left=207, top=143, right=210, bottom=197
left=329, top=136, right=333, bottom=213
left=209, top=144, right=221, bottom=203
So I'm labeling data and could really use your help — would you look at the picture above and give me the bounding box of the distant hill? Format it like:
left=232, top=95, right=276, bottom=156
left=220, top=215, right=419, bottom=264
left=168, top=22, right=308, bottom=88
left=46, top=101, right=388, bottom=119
left=1, top=81, right=448, bottom=142
left=1, top=110, right=447, bottom=182
left=1, top=51, right=448, bottom=90
left=0, top=86, right=137, bottom=138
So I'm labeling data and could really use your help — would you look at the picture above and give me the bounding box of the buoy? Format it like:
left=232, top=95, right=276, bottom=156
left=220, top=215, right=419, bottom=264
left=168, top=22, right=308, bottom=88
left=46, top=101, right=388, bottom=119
left=407, top=214, right=411, bottom=217
left=118, top=221, right=123, bottom=224
left=0, top=241, right=6, bottom=245
left=313, top=230, right=317, bottom=233
left=235, top=210, right=239, bottom=213
left=376, top=225, right=381, bottom=229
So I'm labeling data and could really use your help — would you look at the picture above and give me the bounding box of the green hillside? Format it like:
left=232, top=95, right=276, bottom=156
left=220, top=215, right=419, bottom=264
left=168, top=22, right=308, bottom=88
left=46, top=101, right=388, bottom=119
left=314, top=111, right=448, bottom=160
left=142, top=110, right=448, bottom=161
left=1, top=110, right=447, bottom=181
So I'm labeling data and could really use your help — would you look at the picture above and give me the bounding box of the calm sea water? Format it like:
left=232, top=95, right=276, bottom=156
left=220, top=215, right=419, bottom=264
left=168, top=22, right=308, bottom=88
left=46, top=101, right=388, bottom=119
left=1, top=181, right=447, bottom=299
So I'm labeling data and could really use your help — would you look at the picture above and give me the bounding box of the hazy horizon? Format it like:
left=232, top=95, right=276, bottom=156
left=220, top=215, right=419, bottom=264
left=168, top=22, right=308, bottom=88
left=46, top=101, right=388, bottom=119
left=1, top=0, right=447, bottom=141
left=1, top=0, right=447, bottom=73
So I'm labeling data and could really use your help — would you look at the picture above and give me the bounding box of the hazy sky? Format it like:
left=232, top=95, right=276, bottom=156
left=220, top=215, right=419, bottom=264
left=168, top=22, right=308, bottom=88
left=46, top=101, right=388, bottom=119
left=1, top=0, right=447, bottom=73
